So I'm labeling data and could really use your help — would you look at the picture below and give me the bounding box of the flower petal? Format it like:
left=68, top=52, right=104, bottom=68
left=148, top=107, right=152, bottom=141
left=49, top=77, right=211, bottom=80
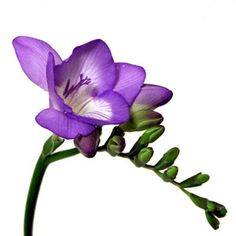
left=114, top=63, right=146, bottom=105
left=54, top=39, right=116, bottom=103
left=131, top=84, right=173, bottom=113
left=36, top=108, right=94, bottom=139
left=76, top=91, right=130, bottom=125
left=46, top=53, right=72, bottom=112
left=12, top=36, right=62, bottom=90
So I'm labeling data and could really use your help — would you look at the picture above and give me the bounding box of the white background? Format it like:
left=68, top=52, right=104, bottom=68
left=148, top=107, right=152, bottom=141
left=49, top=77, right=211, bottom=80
left=0, top=0, right=235, bottom=235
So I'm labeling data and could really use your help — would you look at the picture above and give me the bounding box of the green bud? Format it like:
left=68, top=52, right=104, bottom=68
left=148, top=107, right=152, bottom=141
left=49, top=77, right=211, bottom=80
left=207, top=201, right=227, bottom=218
left=42, top=134, right=64, bottom=157
left=107, top=135, right=126, bottom=156
left=140, top=126, right=165, bottom=144
left=130, top=126, right=164, bottom=156
left=120, top=111, right=163, bottom=132
left=134, top=147, right=154, bottom=167
left=189, top=193, right=208, bottom=209
left=153, top=147, right=180, bottom=171
left=180, top=173, right=210, bottom=188
left=163, top=166, right=178, bottom=181
left=205, top=210, right=220, bottom=230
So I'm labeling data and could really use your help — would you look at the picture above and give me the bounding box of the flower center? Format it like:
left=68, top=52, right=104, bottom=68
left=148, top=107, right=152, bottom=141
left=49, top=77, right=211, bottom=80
left=63, top=74, right=91, bottom=99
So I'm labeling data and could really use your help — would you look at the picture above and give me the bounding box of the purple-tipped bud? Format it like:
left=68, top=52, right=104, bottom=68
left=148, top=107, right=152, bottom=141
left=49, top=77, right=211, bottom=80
left=74, top=128, right=101, bottom=158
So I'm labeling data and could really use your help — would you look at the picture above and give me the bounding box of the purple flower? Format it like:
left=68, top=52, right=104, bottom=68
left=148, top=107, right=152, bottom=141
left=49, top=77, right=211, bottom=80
left=13, top=36, right=146, bottom=139
left=121, top=84, right=173, bottom=131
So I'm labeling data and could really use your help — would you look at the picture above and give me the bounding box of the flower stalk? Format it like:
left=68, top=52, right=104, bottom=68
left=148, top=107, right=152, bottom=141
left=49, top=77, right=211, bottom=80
left=24, top=125, right=227, bottom=235
left=24, top=136, right=79, bottom=236
left=24, top=157, right=47, bottom=236
left=104, top=126, right=227, bottom=230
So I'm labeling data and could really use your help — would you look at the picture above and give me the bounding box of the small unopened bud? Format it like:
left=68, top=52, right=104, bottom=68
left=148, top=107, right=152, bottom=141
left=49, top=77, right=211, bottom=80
left=107, top=135, right=126, bottom=156
left=134, top=147, right=154, bottom=167
left=130, top=126, right=164, bottom=156
left=180, top=173, right=210, bottom=188
left=163, top=166, right=178, bottom=181
left=140, top=126, right=165, bottom=144
left=74, top=128, right=101, bottom=158
left=42, top=134, right=64, bottom=157
left=207, top=201, right=227, bottom=218
left=153, top=147, right=180, bottom=171
left=205, top=210, right=220, bottom=230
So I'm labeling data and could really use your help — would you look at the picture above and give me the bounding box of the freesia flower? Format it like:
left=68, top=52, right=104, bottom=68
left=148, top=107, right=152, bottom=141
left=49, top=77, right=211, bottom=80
left=13, top=36, right=146, bottom=139
left=15, top=37, right=227, bottom=234
left=120, top=84, right=173, bottom=131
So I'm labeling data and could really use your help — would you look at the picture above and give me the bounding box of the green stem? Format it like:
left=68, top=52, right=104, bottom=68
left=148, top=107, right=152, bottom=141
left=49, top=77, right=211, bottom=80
left=45, top=148, right=79, bottom=165
left=143, top=164, right=191, bottom=196
left=24, top=156, right=48, bottom=236
left=118, top=154, right=192, bottom=197
left=24, top=148, right=79, bottom=236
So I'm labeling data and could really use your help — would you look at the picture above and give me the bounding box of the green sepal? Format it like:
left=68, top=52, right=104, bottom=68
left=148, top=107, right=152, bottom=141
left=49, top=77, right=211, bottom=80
left=163, top=166, right=178, bottom=181
left=41, top=134, right=64, bottom=158
left=130, top=126, right=164, bottom=156
left=189, top=193, right=208, bottom=209
left=179, top=173, right=210, bottom=188
left=134, top=147, right=153, bottom=167
left=153, top=147, right=180, bottom=171
left=205, top=210, right=220, bottom=230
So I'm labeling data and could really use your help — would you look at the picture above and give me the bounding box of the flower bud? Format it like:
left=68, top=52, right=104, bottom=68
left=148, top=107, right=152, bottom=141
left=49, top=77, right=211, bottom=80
left=180, top=173, right=210, bottom=188
left=207, top=201, right=227, bottom=218
left=153, top=147, right=180, bottom=171
left=107, top=135, right=126, bottom=156
left=120, top=111, right=163, bottom=132
left=134, top=147, right=153, bottom=167
left=42, top=134, right=64, bottom=157
left=163, top=166, right=178, bottom=181
left=74, top=128, right=101, bottom=158
left=140, top=126, right=165, bottom=144
left=205, top=210, right=220, bottom=230
left=130, top=126, right=164, bottom=156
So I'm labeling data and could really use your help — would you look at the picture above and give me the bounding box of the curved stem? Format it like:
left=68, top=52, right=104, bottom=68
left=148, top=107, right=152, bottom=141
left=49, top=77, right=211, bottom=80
left=24, top=156, right=48, bottom=236
left=45, top=148, right=79, bottom=165
left=24, top=148, right=79, bottom=236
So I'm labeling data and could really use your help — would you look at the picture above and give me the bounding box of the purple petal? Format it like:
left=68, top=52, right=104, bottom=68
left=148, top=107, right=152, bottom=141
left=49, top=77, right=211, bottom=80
left=54, top=39, right=116, bottom=102
left=114, top=63, right=146, bottom=105
left=12, top=36, right=62, bottom=90
left=46, top=53, right=72, bottom=112
left=36, top=108, right=95, bottom=139
left=132, top=84, right=173, bottom=113
left=75, top=91, right=130, bottom=125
